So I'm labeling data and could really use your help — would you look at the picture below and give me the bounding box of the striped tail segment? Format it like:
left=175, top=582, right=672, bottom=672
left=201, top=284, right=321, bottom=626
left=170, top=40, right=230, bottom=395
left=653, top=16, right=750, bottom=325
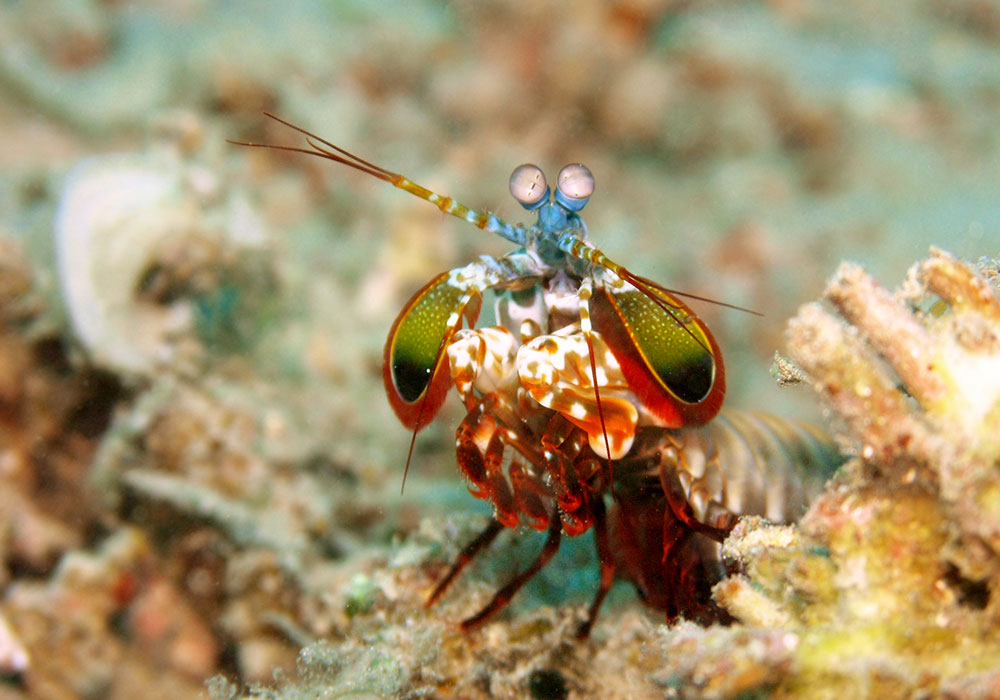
left=612, top=410, right=844, bottom=622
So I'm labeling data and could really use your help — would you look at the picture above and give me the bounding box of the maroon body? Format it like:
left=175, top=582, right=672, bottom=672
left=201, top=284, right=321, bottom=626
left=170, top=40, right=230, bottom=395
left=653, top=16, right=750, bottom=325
left=611, top=483, right=732, bottom=623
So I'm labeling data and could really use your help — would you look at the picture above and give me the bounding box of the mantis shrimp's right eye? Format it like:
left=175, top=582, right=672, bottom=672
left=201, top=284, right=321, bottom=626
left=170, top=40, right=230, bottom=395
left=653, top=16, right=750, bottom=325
left=509, top=164, right=549, bottom=210
left=554, top=163, right=594, bottom=212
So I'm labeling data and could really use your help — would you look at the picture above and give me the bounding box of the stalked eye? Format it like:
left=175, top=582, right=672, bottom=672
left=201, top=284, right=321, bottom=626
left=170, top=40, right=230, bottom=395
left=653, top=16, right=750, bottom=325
left=554, top=163, right=594, bottom=212
left=509, top=164, right=549, bottom=210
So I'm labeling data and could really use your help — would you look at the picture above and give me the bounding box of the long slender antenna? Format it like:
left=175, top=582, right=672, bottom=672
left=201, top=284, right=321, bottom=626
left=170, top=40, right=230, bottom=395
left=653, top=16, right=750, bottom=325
left=229, top=114, right=526, bottom=245
left=228, top=112, right=399, bottom=181
left=630, top=273, right=764, bottom=317
left=559, top=237, right=757, bottom=355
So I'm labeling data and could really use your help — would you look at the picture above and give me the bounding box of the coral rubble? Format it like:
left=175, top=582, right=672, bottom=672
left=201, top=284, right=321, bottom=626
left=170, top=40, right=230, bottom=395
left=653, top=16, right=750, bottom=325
left=788, top=249, right=1000, bottom=606
left=660, top=249, right=1000, bottom=698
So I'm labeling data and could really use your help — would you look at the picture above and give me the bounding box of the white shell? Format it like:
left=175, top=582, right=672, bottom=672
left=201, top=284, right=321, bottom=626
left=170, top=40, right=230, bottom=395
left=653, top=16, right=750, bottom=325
left=55, top=152, right=267, bottom=376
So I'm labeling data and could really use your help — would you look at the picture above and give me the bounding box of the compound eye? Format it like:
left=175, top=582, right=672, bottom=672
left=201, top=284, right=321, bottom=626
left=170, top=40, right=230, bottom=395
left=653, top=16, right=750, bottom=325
left=509, top=164, right=549, bottom=210
left=555, top=163, right=594, bottom=211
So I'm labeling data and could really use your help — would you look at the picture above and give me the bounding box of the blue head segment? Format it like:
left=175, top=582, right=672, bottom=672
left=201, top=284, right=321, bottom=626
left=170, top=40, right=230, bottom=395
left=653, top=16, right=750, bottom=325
left=509, top=163, right=595, bottom=214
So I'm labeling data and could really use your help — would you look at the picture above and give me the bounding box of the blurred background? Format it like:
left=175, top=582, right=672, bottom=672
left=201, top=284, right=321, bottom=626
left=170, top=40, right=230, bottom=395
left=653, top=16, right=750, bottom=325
left=1, top=0, right=999, bottom=696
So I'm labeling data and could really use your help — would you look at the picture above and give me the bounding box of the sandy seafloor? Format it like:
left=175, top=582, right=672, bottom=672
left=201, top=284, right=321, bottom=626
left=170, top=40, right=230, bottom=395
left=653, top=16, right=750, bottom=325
left=1, top=1, right=1000, bottom=698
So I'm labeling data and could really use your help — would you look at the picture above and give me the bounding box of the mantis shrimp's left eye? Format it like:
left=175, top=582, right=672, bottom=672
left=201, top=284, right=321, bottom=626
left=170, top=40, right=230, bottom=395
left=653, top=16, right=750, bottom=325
left=509, top=164, right=549, bottom=210
left=555, top=163, right=594, bottom=211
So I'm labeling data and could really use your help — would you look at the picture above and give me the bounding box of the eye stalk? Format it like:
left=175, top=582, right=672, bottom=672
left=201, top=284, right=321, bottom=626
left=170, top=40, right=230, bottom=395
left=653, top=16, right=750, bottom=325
left=509, top=164, right=549, bottom=211
left=555, top=163, right=594, bottom=212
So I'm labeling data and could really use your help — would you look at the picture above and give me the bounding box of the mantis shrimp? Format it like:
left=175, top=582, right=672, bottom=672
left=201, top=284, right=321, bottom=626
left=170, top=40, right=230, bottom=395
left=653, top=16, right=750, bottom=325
left=233, top=115, right=841, bottom=637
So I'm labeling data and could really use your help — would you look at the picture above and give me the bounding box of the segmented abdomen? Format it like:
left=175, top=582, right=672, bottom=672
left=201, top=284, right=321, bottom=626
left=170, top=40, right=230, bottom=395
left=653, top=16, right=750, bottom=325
left=611, top=411, right=842, bottom=620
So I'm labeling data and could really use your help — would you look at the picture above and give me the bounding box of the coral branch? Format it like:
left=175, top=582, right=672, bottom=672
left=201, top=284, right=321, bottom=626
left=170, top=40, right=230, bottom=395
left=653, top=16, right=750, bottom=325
left=826, top=261, right=946, bottom=407
left=786, top=302, right=939, bottom=472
